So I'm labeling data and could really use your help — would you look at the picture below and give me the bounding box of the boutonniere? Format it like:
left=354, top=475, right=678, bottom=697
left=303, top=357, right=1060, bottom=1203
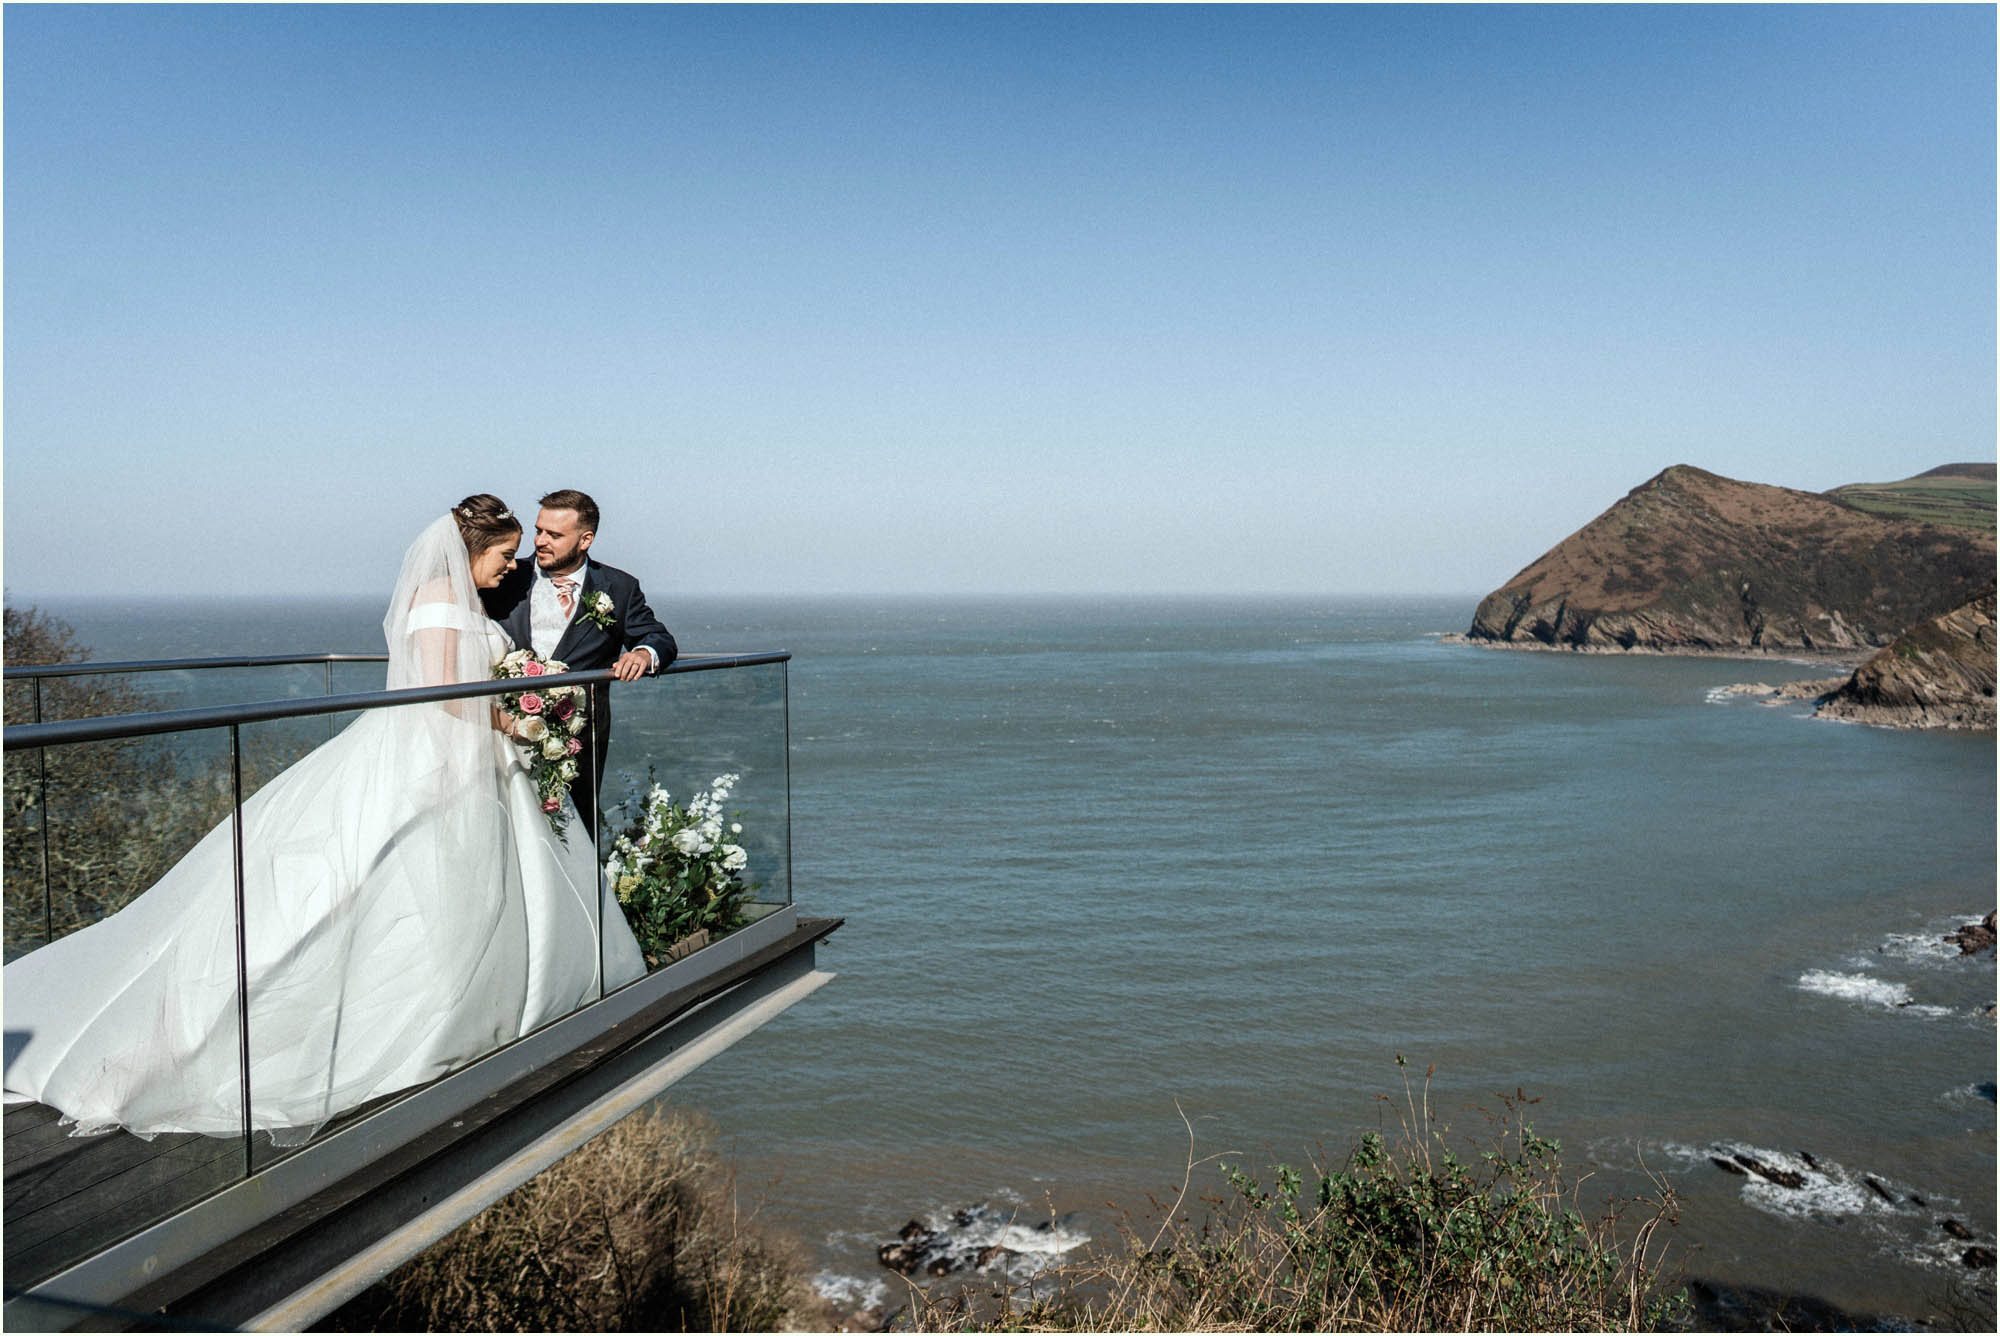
left=579, top=590, right=617, bottom=631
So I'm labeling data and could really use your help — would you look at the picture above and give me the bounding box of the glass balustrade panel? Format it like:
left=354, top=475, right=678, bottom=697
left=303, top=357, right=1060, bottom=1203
left=1, top=723, right=248, bottom=1293
left=7, top=728, right=240, bottom=959
left=596, top=661, right=792, bottom=984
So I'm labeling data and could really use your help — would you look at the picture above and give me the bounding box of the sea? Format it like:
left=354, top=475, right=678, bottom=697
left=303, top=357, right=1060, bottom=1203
left=24, top=593, right=1998, bottom=1325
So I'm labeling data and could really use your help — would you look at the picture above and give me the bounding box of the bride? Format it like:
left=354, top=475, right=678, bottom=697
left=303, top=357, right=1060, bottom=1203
left=3, top=496, right=647, bottom=1143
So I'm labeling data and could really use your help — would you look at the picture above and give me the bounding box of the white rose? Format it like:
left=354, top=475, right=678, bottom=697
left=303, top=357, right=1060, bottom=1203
left=518, top=715, right=549, bottom=742
left=729, top=822, right=742, bottom=834
left=672, top=829, right=704, bottom=855
left=541, top=737, right=566, bottom=760
left=559, top=760, right=578, bottom=781
left=722, top=845, right=747, bottom=872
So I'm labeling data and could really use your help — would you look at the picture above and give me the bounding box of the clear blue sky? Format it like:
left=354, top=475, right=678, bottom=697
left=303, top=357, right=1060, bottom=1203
left=4, top=3, right=1993, bottom=600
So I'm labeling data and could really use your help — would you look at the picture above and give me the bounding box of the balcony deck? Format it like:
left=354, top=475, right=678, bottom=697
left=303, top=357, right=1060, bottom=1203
left=4, top=913, right=840, bottom=1329
left=4, top=649, right=829, bottom=1330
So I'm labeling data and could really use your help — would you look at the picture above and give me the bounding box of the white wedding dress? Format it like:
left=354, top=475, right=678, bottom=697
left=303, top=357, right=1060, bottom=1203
left=2, top=515, right=646, bottom=1143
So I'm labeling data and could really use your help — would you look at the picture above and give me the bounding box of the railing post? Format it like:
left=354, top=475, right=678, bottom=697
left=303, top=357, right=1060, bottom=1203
left=324, top=659, right=335, bottom=740
left=229, top=724, right=253, bottom=1176
left=34, top=679, right=51, bottom=946
left=781, top=660, right=793, bottom=907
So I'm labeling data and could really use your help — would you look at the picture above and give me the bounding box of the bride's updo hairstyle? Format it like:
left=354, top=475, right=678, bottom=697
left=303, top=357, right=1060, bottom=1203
left=452, top=494, right=521, bottom=553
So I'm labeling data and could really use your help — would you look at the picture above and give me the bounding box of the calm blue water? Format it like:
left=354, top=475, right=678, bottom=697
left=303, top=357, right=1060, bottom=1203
left=31, top=594, right=1998, bottom=1321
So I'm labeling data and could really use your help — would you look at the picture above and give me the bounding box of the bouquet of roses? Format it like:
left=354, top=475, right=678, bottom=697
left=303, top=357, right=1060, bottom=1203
left=491, top=648, right=589, bottom=841
left=604, top=771, right=756, bottom=968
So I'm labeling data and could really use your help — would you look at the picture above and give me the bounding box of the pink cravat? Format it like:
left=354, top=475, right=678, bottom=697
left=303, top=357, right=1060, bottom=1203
left=554, top=577, right=577, bottom=619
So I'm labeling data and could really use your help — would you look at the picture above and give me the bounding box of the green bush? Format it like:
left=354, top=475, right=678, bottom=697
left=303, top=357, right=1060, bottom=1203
left=920, top=1068, right=1685, bottom=1333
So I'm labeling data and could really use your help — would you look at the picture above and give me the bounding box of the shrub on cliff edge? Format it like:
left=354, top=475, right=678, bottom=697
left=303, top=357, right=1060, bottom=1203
left=320, top=1107, right=835, bottom=1332
left=918, top=1067, right=1685, bottom=1333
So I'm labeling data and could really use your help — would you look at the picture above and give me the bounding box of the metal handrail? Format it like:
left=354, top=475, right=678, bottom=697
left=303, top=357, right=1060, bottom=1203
left=2, top=652, right=791, bottom=752
left=4, top=653, right=388, bottom=679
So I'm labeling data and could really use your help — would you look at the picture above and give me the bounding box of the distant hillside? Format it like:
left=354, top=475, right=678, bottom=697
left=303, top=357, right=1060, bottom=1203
left=1466, top=465, right=1996, bottom=654
left=1817, top=590, right=1996, bottom=731
left=1828, top=463, right=1995, bottom=532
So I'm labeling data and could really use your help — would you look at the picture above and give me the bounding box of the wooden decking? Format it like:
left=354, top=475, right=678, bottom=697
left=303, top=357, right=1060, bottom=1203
left=5, top=1089, right=401, bottom=1294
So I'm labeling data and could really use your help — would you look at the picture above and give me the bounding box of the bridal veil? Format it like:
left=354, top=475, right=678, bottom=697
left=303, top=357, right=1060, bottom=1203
left=4, top=514, right=540, bottom=1141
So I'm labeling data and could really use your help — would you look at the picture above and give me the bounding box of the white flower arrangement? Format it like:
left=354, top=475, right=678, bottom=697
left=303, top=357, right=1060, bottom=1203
left=604, top=772, right=756, bottom=968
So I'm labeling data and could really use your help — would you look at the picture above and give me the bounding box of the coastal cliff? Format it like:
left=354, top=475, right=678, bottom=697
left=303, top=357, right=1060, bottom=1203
left=1815, top=590, right=1996, bottom=731
left=1466, top=465, right=1996, bottom=654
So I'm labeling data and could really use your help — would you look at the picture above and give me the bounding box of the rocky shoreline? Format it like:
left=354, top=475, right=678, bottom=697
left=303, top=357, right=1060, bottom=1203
left=1442, top=632, right=1864, bottom=667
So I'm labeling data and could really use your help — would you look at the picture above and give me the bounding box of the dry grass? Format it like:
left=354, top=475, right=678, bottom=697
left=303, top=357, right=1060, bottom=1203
left=913, top=1073, right=1685, bottom=1333
left=321, top=1107, right=838, bottom=1332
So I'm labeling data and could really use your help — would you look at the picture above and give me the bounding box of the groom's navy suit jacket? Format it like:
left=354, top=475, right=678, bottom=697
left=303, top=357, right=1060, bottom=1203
left=480, top=557, right=677, bottom=833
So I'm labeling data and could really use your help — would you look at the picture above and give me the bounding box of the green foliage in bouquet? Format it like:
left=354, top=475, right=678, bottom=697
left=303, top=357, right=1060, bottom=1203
left=604, top=772, right=757, bottom=969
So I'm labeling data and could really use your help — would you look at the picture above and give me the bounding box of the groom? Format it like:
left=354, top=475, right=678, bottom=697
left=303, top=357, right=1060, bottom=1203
left=481, top=489, right=678, bottom=838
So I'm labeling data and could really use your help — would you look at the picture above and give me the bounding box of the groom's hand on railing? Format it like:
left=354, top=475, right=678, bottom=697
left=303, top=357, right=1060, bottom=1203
left=610, top=650, right=653, bottom=682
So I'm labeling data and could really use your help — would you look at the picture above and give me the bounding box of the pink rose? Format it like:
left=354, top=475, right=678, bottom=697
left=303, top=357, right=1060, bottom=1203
left=519, top=692, right=544, bottom=715
left=522, top=660, right=546, bottom=677
left=566, top=737, right=583, bottom=754
left=542, top=795, right=561, bottom=813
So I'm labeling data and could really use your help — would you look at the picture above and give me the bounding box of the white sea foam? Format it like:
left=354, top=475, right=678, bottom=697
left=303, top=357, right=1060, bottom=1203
left=1942, top=1080, right=1998, bottom=1107
left=1795, top=970, right=1952, bottom=1016
left=812, top=1270, right=890, bottom=1311
left=885, top=1201, right=1092, bottom=1285
left=1871, top=930, right=1968, bottom=967
left=1693, top=1139, right=1994, bottom=1276
left=1710, top=1144, right=1876, bottom=1221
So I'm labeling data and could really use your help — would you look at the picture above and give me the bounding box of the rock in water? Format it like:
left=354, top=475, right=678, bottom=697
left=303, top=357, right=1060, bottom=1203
left=1943, top=911, right=1998, bottom=955
left=1942, top=1218, right=1974, bottom=1240
left=1964, top=1246, right=1996, bottom=1270
left=1464, top=465, right=1994, bottom=654
left=1731, top=1152, right=1806, bottom=1189
left=1817, top=594, right=1997, bottom=731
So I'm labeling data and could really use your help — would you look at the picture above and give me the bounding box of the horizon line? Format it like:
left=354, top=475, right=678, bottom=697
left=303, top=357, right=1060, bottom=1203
left=12, top=588, right=1491, bottom=605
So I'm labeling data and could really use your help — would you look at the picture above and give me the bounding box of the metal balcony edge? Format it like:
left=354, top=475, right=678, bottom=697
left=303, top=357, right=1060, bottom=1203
left=3, top=905, right=825, bottom=1320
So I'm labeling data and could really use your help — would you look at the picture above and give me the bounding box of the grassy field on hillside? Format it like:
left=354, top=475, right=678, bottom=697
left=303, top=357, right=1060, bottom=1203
left=1828, top=478, right=1995, bottom=531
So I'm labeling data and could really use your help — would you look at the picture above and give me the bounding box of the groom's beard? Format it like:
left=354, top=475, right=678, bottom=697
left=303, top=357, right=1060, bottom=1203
left=536, top=549, right=585, bottom=576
